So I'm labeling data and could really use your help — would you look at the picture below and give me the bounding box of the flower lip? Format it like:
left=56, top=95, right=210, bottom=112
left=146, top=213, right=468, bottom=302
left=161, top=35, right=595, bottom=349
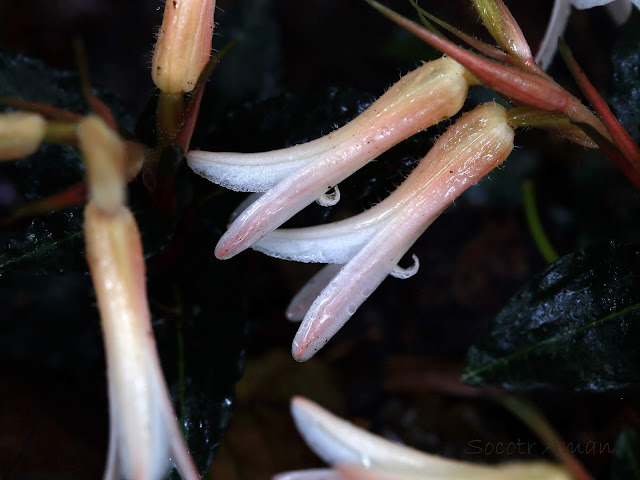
left=205, top=57, right=470, bottom=260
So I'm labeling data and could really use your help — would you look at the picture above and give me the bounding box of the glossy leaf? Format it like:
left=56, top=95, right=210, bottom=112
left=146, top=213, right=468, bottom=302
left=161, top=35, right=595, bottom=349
left=149, top=201, right=247, bottom=478
left=609, top=10, right=640, bottom=144
left=463, top=241, right=640, bottom=391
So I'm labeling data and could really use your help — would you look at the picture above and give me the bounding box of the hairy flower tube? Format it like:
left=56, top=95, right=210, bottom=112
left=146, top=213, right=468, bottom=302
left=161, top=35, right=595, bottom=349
left=152, top=0, right=216, bottom=93
left=187, top=56, right=471, bottom=259
left=275, top=397, right=570, bottom=480
left=79, top=116, right=199, bottom=480
left=254, top=103, right=515, bottom=361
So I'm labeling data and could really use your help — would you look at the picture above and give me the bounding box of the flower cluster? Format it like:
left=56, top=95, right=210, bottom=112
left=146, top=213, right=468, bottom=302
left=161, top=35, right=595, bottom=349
left=187, top=0, right=640, bottom=362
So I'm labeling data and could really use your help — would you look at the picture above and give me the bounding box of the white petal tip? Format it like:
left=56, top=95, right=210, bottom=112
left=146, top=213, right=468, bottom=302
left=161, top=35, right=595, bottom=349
left=390, top=254, right=420, bottom=279
left=316, top=186, right=341, bottom=207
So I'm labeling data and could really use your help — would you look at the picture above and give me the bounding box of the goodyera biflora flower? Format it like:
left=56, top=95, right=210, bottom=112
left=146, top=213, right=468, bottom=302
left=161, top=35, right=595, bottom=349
left=259, top=103, right=515, bottom=361
left=187, top=56, right=471, bottom=259
left=79, top=116, right=199, bottom=480
left=152, top=0, right=216, bottom=93
left=275, top=396, right=571, bottom=480
left=536, top=0, right=639, bottom=70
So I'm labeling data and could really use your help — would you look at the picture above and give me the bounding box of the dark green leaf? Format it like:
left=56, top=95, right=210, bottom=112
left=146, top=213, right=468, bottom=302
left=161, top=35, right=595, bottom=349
left=610, top=9, right=640, bottom=144
left=0, top=209, right=86, bottom=275
left=610, top=427, right=640, bottom=480
left=150, top=207, right=246, bottom=477
left=462, top=241, right=640, bottom=391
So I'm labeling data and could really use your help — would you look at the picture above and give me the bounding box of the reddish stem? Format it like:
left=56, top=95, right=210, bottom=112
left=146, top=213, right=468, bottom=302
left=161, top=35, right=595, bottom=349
left=367, top=0, right=570, bottom=111
left=559, top=39, right=640, bottom=187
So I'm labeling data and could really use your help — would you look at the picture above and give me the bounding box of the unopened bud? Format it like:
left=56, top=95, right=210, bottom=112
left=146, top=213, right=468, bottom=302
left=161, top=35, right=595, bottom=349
left=0, top=112, right=46, bottom=160
left=152, top=0, right=216, bottom=93
left=472, top=0, right=534, bottom=66
left=77, top=116, right=126, bottom=214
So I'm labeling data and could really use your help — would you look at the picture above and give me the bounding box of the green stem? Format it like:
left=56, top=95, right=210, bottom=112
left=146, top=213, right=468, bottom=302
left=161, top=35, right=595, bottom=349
left=521, top=179, right=559, bottom=264
left=44, top=122, right=78, bottom=146
left=157, top=92, right=185, bottom=148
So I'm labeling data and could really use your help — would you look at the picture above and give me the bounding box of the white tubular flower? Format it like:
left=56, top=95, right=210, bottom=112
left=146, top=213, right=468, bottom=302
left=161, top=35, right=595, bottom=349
left=186, top=56, right=471, bottom=259
left=536, top=0, right=638, bottom=70
left=79, top=116, right=199, bottom=480
left=274, top=397, right=571, bottom=480
left=152, top=0, right=216, bottom=93
left=256, top=103, right=515, bottom=361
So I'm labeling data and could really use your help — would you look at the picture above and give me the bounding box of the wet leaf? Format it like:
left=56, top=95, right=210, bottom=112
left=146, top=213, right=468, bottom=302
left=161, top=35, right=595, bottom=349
left=462, top=241, right=640, bottom=391
left=0, top=209, right=86, bottom=275
left=610, top=427, right=640, bottom=480
left=609, top=9, right=640, bottom=144
left=150, top=208, right=247, bottom=478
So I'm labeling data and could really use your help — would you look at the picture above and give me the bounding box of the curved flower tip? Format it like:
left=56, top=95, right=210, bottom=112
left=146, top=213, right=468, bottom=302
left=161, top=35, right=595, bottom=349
left=281, top=103, right=515, bottom=361
left=188, top=56, right=470, bottom=259
left=285, top=396, right=570, bottom=480
left=87, top=205, right=200, bottom=480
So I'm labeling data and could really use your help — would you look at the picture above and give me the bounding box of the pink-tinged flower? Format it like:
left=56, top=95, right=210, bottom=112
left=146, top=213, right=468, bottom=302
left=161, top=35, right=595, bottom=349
left=537, top=0, right=639, bottom=70
left=187, top=56, right=471, bottom=259
left=79, top=116, right=199, bottom=480
left=152, top=0, right=216, bottom=93
left=275, top=397, right=570, bottom=480
left=250, top=103, right=514, bottom=361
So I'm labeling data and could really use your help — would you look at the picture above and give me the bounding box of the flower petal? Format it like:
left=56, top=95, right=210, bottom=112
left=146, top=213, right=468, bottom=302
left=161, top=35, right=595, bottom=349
left=187, top=138, right=339, bottom=192
left=605, top=0, right=634, bottom=25
left=252, top=197, right=399, bottom=264
left=286, top=264, right=344, bottom=322
left=274, top=469, right=344, bottom=480
left=535, top=0, right=571, bottom=70
left=290, top=398, right=571, bottom=480
left=291, top=397, right=465, bottom=471
left=85, top=205, right=199, bottom=480
left=292, top=103, right=515, bottom=361
left=212, top=57, right=469, bottom=259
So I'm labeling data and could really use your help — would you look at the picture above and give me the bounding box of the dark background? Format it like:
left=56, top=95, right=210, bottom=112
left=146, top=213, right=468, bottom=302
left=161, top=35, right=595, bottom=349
left=1, top=1, right=637, bottom=479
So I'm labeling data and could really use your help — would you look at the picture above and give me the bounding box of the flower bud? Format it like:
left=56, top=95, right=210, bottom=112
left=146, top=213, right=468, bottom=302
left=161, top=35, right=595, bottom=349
left=152, top=0, right=216, bottom=93
left=0, top=112, right=46, bottom=160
